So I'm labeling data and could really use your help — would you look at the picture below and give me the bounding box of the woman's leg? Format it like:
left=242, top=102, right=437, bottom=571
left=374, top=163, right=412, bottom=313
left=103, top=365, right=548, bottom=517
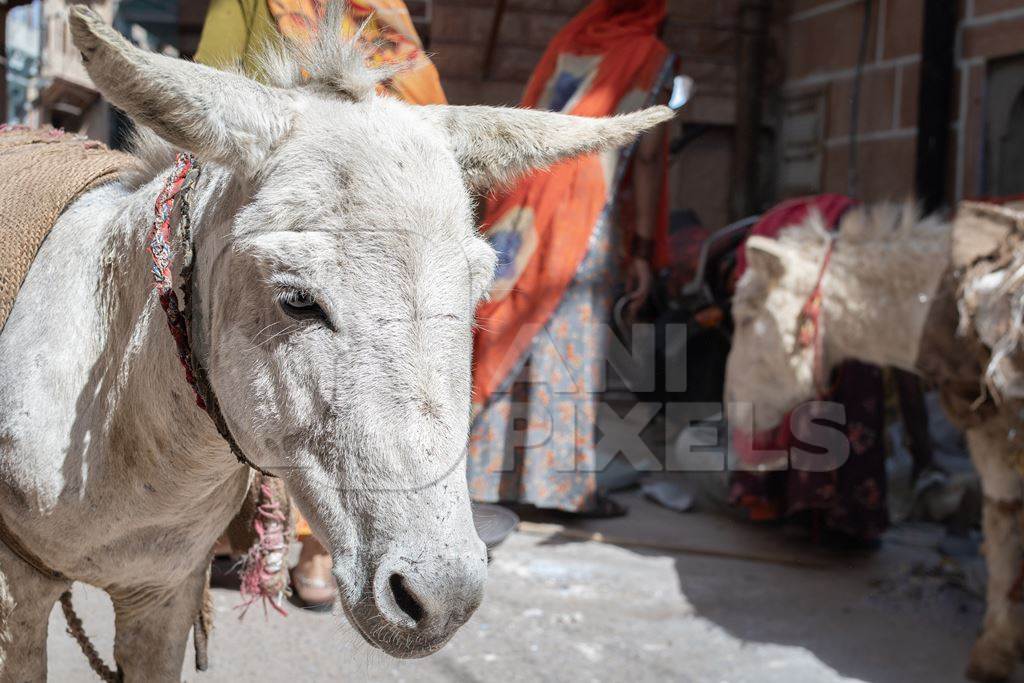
left=290, top=533, right=336, bottom=607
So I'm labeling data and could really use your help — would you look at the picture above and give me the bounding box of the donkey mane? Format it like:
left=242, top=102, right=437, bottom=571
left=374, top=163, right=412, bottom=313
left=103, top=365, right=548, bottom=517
left=773, top=201, right=944, bottom=251
left=735, top=201, right=949, bottom=324
left=254, top=2, right=394, bottom=100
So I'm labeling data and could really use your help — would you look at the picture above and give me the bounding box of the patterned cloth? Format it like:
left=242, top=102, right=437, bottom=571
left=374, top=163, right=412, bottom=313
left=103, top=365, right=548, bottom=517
left=469, top=213, right=618, bottom=512
left=469, top=0, right=672, bottom=512
left=729, top=362, right=889, bottom=541
left=471, top=0, right=671, bottom=415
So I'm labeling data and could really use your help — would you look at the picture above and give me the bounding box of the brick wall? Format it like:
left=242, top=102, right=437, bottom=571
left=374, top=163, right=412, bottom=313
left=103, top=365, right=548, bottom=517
left=779, top=0, right=923, bottom=202
left=430, top=0, right=746, bottom=230
left=958, top=1, right=1024, bottom=199
left=779, top=0, right=1024, bottom=204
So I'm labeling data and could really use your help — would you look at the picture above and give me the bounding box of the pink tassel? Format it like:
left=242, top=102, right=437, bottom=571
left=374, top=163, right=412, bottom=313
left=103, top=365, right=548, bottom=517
left=237, top=483, right=290, bottom=618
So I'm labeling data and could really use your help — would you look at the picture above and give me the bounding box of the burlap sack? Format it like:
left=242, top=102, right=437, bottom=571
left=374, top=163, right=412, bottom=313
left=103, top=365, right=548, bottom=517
left=918, top=201, right=1024, bottom=433
left=0, top=125, right=133, bottom=333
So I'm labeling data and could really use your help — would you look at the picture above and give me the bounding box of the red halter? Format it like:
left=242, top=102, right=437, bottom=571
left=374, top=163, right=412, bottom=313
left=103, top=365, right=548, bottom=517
left=148, top=153, right=289, bottom=616
left=795, top=237, right=836, bottom=397
left=146, top=153, right=276, bottom=477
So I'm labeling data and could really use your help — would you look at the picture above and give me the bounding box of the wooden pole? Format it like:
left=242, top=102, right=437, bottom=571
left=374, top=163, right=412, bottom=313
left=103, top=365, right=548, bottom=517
left=914, top=0, right=957, bottom=213
left=730, top=0, right=770, bottom=219
left=481, top=0, right=507, bottom=80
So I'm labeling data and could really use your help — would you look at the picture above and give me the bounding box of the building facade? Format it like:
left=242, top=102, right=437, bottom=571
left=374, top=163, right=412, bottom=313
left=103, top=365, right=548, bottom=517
left=778, top=0, right=1024, bottom=206
left=8, top=1, right=1024, bottom=223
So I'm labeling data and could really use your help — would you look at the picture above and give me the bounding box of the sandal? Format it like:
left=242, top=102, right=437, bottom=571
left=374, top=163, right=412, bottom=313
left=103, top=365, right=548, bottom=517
left=290, top=536, right=337, bottom=610
left=290, top=569, right=337, bottom=610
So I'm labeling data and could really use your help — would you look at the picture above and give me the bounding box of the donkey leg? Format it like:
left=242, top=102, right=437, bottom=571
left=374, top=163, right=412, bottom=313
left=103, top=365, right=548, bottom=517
left=966, top=423, right=1024, bottom=682
left=110, top=568, right=206, bottom=682
left=0, top=543, right=71, bottom=683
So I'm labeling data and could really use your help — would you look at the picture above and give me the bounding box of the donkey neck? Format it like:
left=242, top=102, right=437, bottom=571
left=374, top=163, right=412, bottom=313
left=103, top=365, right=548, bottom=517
left=819, top=236, right=951, bottom=373
left=99, top=167, right=247, bottom=489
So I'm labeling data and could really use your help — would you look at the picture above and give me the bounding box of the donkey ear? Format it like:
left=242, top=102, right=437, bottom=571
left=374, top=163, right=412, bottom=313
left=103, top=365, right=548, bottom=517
left=422, top=104, right=674, bottom=191
left=68, top=5, right=292, bottom=176
left=744, top=236, right=787, bottom=280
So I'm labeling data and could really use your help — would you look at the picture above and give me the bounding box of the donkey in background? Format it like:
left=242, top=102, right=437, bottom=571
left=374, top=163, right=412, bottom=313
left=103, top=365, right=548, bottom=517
left=724, top=202, right=1024, bottom=681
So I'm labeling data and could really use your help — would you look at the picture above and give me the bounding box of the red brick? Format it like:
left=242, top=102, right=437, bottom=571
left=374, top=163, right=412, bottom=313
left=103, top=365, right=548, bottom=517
left=897, top=62, right=968, bottom=174
left=679, top=92, right=736, bottom=125
left=557, top=0, right=589, bottom=12
left=823, top=136, right=917, bottom=200
left=491, top=45, right=546, bottom=82
left=498, top=10, right=569, bottom=48
left=961, top=63, right=985, bottom=199
left=681, top=60, right=738, bottom=96
left=442, top=77, right=524, bottom=106
left=667, top=0, right=738, bottom=23
left=882, top=0, right=923, bottom=59
left=431, top=5, right=494, bottom=44
left=972, top=0, right=1022, bottom=16
left=790, top=0, right=845, bottom=14
left=670, top=126, right=733, bottom=232
left=898, top=59, right=960, bottom=129
left=504, top=0, right=585, bottom=14
left=663, top=23, right=736, bottom=60
left=963, top=14, right=1024, bottom=60
left=786, top=2, right=878, bottom=80
left=827, top=67, right=897, bottom=138
left=431, top=42, right=486, bottom=79
left=433, top=0, right=494, bottom=8
left=899, top=62, right=919, bottom=128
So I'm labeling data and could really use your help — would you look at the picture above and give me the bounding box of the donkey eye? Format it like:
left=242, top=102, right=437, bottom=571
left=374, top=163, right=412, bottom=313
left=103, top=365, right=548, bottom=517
left=279, top=290, right=329, bottom=325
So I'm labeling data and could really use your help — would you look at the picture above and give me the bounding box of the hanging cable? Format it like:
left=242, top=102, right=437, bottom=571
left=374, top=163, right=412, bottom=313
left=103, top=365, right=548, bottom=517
left=848, top=0, right=874, bottom=198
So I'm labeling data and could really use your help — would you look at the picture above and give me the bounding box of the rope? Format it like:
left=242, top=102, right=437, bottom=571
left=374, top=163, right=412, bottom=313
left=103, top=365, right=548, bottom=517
left=59, top=591, right=121, bottom=683
left=237, top=482, right=291, bottom=617
left=148, top=154, right=276, bottom=478
left=795, top=236, right=837, bottom=396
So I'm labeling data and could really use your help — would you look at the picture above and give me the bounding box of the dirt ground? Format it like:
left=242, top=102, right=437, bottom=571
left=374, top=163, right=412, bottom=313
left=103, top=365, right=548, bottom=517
left=45, top=483, right=1007, bottom=683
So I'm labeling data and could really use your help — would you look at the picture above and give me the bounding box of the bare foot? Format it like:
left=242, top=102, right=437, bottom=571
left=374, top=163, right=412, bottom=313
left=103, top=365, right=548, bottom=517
left=291, top=535, right=336, bottom=607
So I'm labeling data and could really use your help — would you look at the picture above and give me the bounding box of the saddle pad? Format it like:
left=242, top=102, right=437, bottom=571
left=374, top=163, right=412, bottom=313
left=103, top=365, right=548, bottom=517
left=954, top=202, right=1024, bottom=405
left=0, top=125, right=133, bottom=333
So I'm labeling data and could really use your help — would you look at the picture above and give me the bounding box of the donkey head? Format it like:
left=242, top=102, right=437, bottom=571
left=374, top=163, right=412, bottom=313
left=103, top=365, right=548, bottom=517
left=69, top=4, right=672, bottom=658
left=724, top=222, right=828, bottom=434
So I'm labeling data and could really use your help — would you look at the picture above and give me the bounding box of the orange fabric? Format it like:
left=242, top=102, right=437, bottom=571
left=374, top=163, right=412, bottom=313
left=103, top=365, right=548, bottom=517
left=266, top=0, right=444, bottom=536
left=267, top=0, right=446, bottom=104
left=472, top=0, right=669, bottom=413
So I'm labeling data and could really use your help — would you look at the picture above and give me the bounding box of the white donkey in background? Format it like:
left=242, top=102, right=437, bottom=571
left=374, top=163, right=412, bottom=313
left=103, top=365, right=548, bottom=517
left=724, top=202, right=1024, bottom=682
left=0, top=6, right=672, bottom=680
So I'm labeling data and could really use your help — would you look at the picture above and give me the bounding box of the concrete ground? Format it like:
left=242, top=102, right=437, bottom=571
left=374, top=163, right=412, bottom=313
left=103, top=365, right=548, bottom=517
left=45, top=483, right=1008, bottom=683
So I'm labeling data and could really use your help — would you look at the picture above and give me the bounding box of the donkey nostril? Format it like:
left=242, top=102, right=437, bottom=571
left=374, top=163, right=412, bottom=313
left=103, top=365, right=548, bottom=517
left=389, top=573, right=425, bottom=624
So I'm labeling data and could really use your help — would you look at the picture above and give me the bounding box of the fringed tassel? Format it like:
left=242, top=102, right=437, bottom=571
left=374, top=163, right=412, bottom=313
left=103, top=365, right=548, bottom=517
left=237, top=482, right=291, bottom=617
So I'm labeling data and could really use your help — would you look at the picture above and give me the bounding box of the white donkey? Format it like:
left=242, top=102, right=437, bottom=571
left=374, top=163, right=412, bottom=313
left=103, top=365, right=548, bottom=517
left=724, top=202, right=1024, bottom=681
left=0, top=6, right=671, bottom=680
